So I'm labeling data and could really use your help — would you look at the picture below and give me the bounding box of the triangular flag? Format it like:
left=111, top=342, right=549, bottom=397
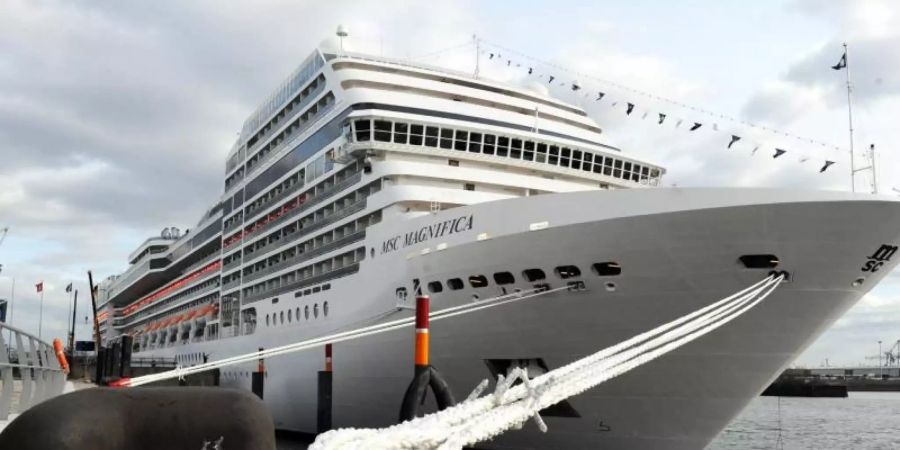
left=36, top=281, right=43, bottom=293
left=690, top=122, right=702, bottom=131
left=626, top=103, right=635, bottom=115
left=571, top=82, right=581, bottom=91
left=727, top=135, right=741, bottom=149
left=658, top=113, right=667, bottom=124
left=65, top=282, right=73, bottom=293
left=675, top=119, right=683, bottom=128
left=773, top=148, right=787, bottom=158
left=489, top=53, right=495, bottom=59
left=832, top=51, right=847, bottom=70
left=548, top=75, right=555, bottom=83
left=596, top=92, right=605, bottom=101
left=820, top=160, right=835, bottom=172
left=528, top=67, right=533, bottom=74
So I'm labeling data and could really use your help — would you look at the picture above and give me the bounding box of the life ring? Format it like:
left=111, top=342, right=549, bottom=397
left=53, top=338, right=70, bottom=374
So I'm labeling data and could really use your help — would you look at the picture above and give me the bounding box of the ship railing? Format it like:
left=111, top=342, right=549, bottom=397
left=243, top=230, right=366, bottom=284
left=243, top=262, right=360, bottom=304
left=0, top=322, right=67, bottom=421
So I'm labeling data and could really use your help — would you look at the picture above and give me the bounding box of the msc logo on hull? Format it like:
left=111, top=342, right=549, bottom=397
left=861, top=244, right=898, bottom=273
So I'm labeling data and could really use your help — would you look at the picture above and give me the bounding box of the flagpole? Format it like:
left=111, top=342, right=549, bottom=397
left=843, top=42, right=856, bottom=193
left=6, top=277, right=14, bottom=346
left=38, top=288, right=44, bottom=340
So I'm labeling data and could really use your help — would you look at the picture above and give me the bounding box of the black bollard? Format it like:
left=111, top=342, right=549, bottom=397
left=251, top=347, right=265, bottom=399
left=0, top=387, right=276, bottom=450
left=317, top=343, right=333, bottom=433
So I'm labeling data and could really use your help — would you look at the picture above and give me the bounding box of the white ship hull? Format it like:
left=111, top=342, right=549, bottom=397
left=137, top=187, right=900, bottom=449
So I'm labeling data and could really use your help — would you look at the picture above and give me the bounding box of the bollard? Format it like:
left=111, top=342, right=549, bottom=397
left=399, top=296, right=455, bottom=421
left=317, top=343, right=333, bottom=433
left=251, top=347, right=265, bottom=399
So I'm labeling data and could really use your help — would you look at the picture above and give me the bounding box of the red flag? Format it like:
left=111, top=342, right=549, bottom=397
left=35, top=281, right=43, bottom=293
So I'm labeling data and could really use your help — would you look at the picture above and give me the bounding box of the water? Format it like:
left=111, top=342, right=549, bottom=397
left=708, top=392, right=900, bottom=449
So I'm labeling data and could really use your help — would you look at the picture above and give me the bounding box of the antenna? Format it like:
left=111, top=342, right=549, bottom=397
left=473, top=34, right=480, bottom=79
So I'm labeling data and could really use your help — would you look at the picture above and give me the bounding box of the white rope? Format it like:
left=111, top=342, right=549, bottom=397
left=311, top=274, right=783, bottom=450
left=125, top=285, right=570, bottom=387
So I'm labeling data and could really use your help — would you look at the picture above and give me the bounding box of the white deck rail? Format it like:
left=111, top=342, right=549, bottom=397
left=0, top=323, right=67, bottom=421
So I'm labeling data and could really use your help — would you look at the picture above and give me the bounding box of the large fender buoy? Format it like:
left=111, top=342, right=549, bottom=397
left=0, top=387, right=275, bottom=450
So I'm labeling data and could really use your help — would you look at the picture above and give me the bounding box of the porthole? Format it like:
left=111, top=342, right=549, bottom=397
left=605, top=282, right=617, bottom=292
left=555, top=265, right=582, bottom=279
left=288, top=309, right=292, bottom=323
left=323, top=301, right=329, bottom=316
left=371, top=248, right=375, bottom=258
left=522, top=268, right=546, bottom=282
left=739, top=254, right=780, bottom=269
left=280, top=311, right=284, bottom=324
left=493, top=272, right=515, bottom=285
left=469, top=275, right=489, bottom=288
left=305, top=306, right=310, bottom=320
left=296, top=307, right=300, bottom=320
left=447, top=278, right=464, bottom=290
left=592, top=262, right=622, bottom=276
left=314, top=303, right=319, bottom=318
left=428, top=281, right=444, bottom=293
left=265, top=314, right=270, bottom=326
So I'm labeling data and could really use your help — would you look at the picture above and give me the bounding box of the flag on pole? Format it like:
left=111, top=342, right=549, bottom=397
left=65, top=283, right=73, bottom=293
left=831, top=51, right=847, bottom=70
left=35, top=281, right=43, bottom=293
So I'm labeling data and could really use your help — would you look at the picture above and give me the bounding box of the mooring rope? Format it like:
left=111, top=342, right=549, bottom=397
left=310, top=274, right=784, bottom=450
left=121, top=285, right=571, bottom=387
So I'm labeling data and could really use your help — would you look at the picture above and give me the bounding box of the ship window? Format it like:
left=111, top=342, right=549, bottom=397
left=547, top=145, right=558, bottom=165
left=592, top=262, right=622, bottom=276
left=739, top=254, right=780, bottom=269
left=280, top=311, right=284, bottom=324
left=439, top=128, right=453, bottom=149
left=323, top=283, right=331, bottom=291
left=454, top=130, right=468, bottom=151
left=522, top=268, right=546, bottom=282
left=314, top=303, right=319, bottom=318
left=305, top=305, right=310, bottom=319
left=428, top=281, right=443, bottom=293
left=581, top=153, right=593, bottom=171
left=374, top=120, right=392, bottom=142
left=468, top=132, right=482, bottom=153
left=496, top=136, right=509, bottom=157
left=324, top=301, right=329, bottom=316
left=288, top=309, right=292, bottom=322
left=448, top=159, right=459, bottom=167
left=313, top=286, right=321, bottom=293
left=425, top=126, right=439, bottom=147
left=265, top=314, right=270, bottom=326
left=393, top=122, right=408, bottom=144
left=296, top=307, right=300, bottom=319
left=304, top=289, right=312, bottom=295
left=354, top=119, right=371, bottom=142
left=555, top=265, right=581, bottom=279
left=447, top=278, right=464, bottom=290
left=483, top=134, right=495, bottom=155
left=469, top=275, right=489, bottom=288
left=493, top=272, right=515, bottom=285
left=409, top=124, right=424, bottom=145
left=464, top=183, right=475, bottom=191
left=522, top=140, right=534, bottom=161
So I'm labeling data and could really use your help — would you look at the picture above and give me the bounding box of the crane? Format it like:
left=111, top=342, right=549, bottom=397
left=865, top=339, right=900, bottom=367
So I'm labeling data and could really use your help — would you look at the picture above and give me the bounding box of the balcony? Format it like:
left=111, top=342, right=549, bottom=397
left=243, top=263, right=360, bottom=304
left=242, top=229, right=366, bottom=284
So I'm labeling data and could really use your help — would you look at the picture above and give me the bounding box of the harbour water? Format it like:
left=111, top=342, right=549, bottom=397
left=708, top=392, right=900, bottom=449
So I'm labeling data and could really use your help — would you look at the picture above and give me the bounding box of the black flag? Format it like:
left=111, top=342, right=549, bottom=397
left=489, top=53, right=495, bottom=59
left=528, top=67, right=533, bottom=74
left=626, top=103, right=635, bottom=115
left=689, top=122, right=702, bottom=131
left=548, top=75, right=555, bottom=83
left=596, top=92, right=605, bottom=101
left=832, top=51, right=847, bottom=70
left=820, top=160, right=835, bottom=172
left=727, top=135, right=741, bottom=149
left=65, top=283, right=73, bottom=293
left=571, top=82, right=581, bottom=91
left=773, top=148, right=787, bottom=158
left=658, top=113, right=666, bottom=124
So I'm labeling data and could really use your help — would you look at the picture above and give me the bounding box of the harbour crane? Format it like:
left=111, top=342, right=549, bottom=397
left=865, top=339, right=900, bottom=367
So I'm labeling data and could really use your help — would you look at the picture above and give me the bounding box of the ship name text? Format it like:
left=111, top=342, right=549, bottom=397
left=381, top=215, right=474, bottom=254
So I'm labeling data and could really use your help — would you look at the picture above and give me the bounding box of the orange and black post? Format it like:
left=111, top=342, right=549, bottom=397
left=399, top=295, right=455, bottom=421
left=251, top=347, right=265, bottom=399
left=317, top=343, right=333, bottom=433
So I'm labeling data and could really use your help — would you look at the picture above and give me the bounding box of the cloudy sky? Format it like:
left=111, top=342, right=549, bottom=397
left=0, top=0, right=897, bottom=366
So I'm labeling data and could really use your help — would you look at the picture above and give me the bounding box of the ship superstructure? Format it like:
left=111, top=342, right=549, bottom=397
left=97, top=37, right=900, bottom=450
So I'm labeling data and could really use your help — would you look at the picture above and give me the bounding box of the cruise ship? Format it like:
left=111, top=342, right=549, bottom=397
left=96, top=34, right=900, bottom=449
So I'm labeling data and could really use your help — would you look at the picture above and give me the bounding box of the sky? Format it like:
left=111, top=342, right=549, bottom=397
left=0, top=0, right=897, bottom=366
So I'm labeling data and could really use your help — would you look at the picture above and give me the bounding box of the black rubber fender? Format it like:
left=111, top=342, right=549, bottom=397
left=399, top=365, right=456, bottom=422
left=0, top=387, right=275, bottom=450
